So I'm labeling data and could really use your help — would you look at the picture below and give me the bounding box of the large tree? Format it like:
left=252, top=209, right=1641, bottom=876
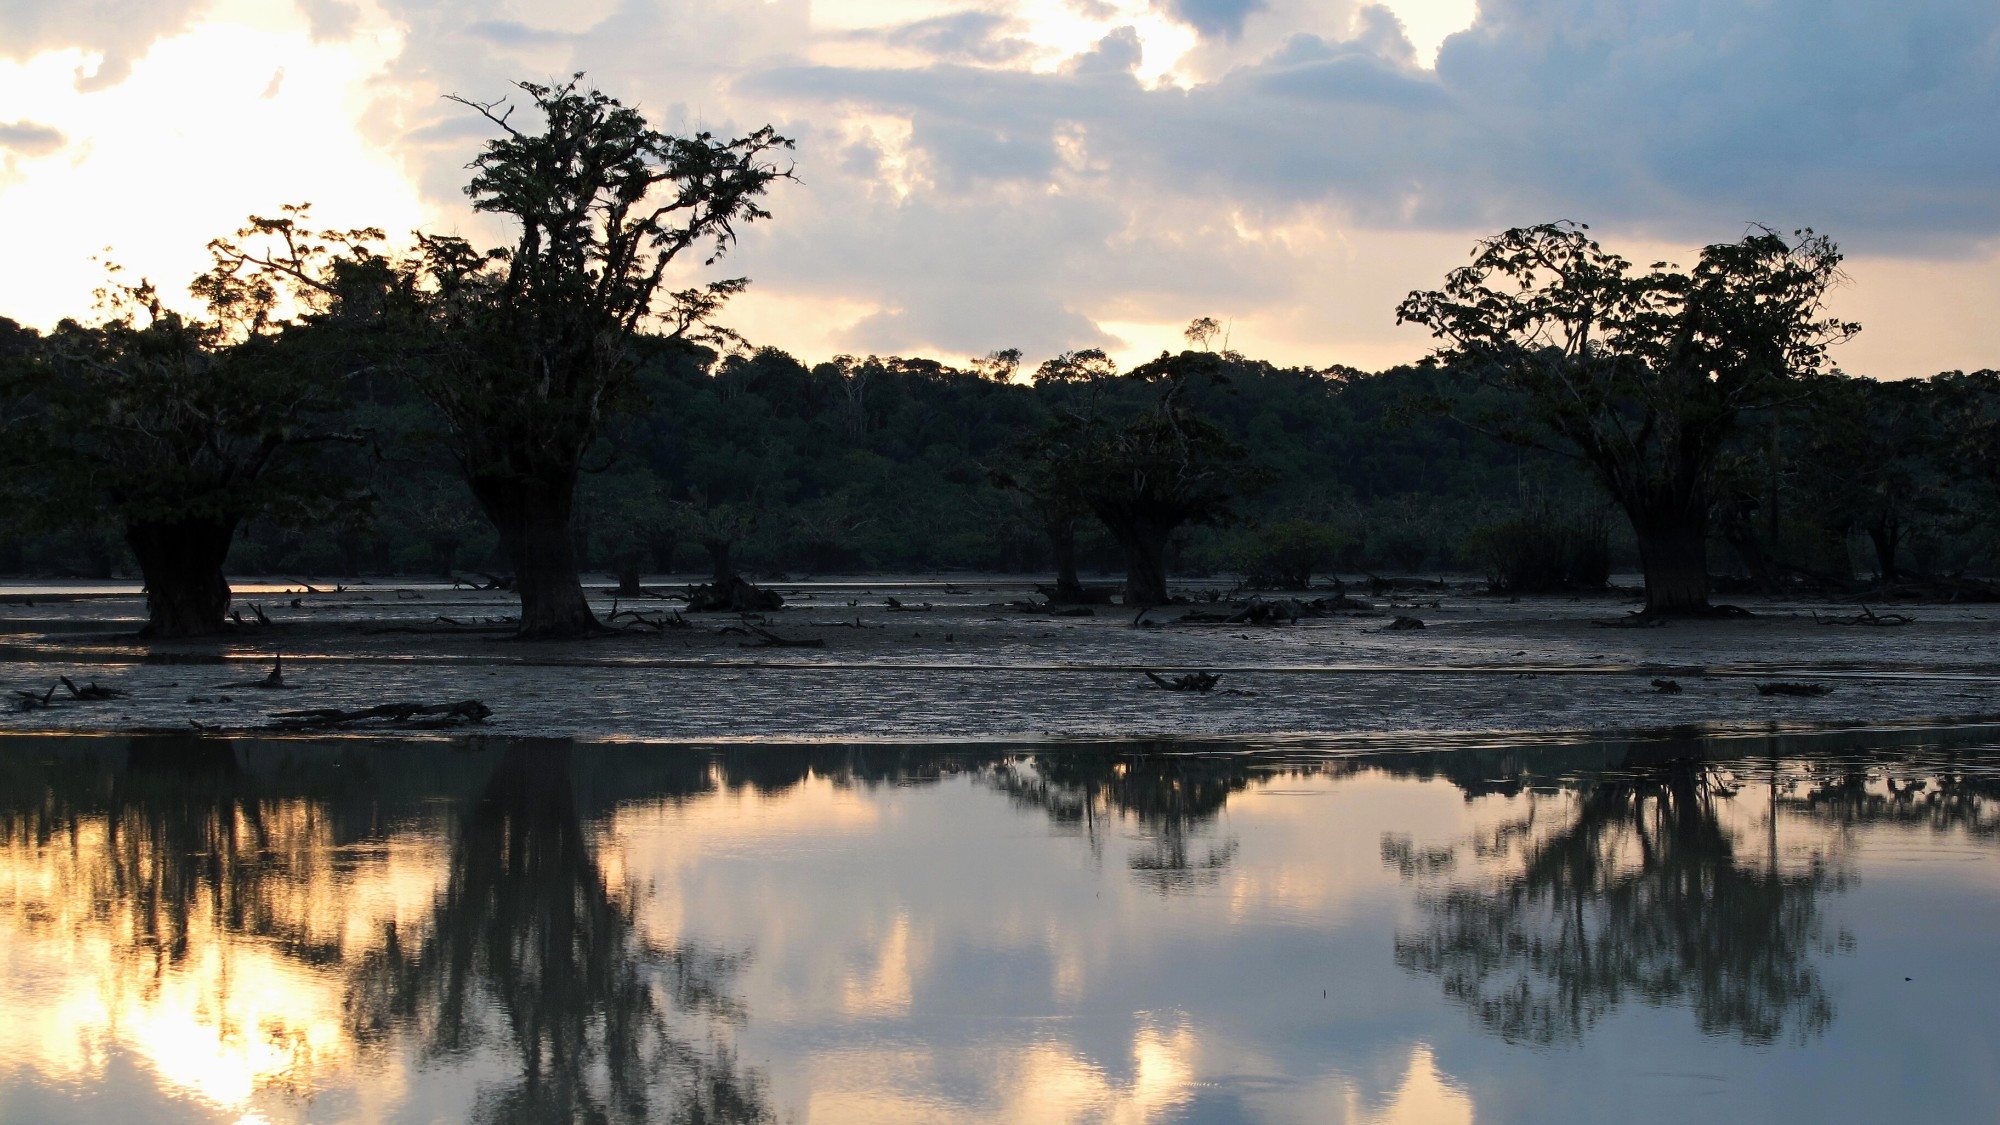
left=1033, top=350, right=1266, bottom=606
left=1397, top=223, right=1857, bottom=615
left=4, top=275, right=361, bottom=637
left=220, top=77, right=792, bottom=637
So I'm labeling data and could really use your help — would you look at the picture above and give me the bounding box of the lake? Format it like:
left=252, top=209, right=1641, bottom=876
left=0, top=726, right=1995, bottom=1123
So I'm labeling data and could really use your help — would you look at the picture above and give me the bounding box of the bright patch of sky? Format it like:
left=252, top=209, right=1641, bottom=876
left=0, top=0, right=428, bottom=328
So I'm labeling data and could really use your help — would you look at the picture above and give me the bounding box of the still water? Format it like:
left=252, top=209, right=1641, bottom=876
left=0, top=727, right=1995, bottom=1124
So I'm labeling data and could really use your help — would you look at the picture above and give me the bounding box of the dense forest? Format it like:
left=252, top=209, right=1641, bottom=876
left=6, top=315, right=1997, bottom=591
left=2, top=77, right=1998, bottom=637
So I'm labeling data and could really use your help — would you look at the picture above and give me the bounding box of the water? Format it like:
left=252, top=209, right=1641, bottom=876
left=0, top=727, right=1996, bottom=1123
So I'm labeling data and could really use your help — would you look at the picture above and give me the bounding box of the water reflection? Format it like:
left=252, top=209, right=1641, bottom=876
left=986, top=748, right=1250, bottom=890
left=1389, top=739, right=1846, bottom=1045
left=342, top=742, right=769, bottom=1123
left=0, top=727, right=1995, bottom=1122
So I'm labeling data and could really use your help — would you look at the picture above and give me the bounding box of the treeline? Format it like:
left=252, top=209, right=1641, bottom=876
left=2, top=77, right=1998, bottom=638
left=7, top=310, right=1998, bottom=594
left=0, top=324, right=1587, bottom=584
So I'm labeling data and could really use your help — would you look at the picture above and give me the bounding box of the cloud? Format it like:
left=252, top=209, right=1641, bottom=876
left=0, top=120, right=65, bottom=156
left=0, top=0, right=209, bottom=91
left=747, top=0, right=2000, bottom=248
left=1156, top=0, right=1267, bottom=41
left=16, top=0, right=1980, bottom=371
left=875, top=11, right=1034, bottom=65
left=465, top=18, right=577, bottom=48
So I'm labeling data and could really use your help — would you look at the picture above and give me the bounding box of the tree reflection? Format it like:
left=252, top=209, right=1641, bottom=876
left=1390, top=745, right=1847, bottom=1046
left=0, top=736, right=769, bottom=1123
left=344, top=741, right=770, bottom=1124
left=986, top=750, right=1250, bottom=889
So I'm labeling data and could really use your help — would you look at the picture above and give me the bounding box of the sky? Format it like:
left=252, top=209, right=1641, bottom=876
left=1, top=0, right=1996, bottom=377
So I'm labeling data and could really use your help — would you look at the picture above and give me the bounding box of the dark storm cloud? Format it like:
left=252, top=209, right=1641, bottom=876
left=0, top=120, right=65, bottom=156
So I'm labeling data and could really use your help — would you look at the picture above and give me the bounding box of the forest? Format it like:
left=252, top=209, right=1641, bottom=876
left=3, top=77, right=1998, bottom=637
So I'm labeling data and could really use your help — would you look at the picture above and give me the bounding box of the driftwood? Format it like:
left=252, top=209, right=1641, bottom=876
left=1757, top=682, right=1832, bottom=697
left=1368, top=576, right=1449, bottom=594
left=884, top=596, right=934, bottom=612
left=607, top=603, right=691, bottom=631
left=1815, top=606, right=1914, bottom=627
left=686, top=576, right=784, bottom=612
left=1146, top=670, right=1220, bottom=693
left=452, top=573, right=516, bottom=591
left=1034, top=583, right=1116, bottom=605
left=741, top=625, right=825, bottom=649
left=269, top=699, right=493, bottom=729
left=1177, top=594, right=1373, bottom=626
left=1591, top=614, right=1669, bottom=629
left=14, top=676, right=128, bottom=711
left=220, top=656, right=291, bottom=690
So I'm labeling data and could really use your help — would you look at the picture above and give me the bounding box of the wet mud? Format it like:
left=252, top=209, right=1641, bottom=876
left=3, top=576, right=1997, bottom=740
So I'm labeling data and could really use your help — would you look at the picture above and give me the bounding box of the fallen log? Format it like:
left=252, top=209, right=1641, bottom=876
left=1756, top=682, right=1831, bottom=697
left=1815, top=606, right=1913, bottom=627
left=60, top=676, right=127, bottom=700
left=686, top=576, right=784, bottom=612
left=607, top=603, right=691, bottom=631
left=742, top=626, right=825, bottom=649
left=1146, top=670, right=1220, bottom=693
left=220, top=656, right=290, bottom=690
left=268, top=700, right=493, bottom=729
left=15, top=677, right=129, bottom=711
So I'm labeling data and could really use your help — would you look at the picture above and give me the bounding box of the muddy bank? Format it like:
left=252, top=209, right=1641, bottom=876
left=2, top=576, right=1996, bottom=740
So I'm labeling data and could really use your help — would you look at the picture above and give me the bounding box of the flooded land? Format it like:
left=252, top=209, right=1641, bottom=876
left=1, top=578, right=1998, bottom=1122
left=2, top=576, right=1998, bottom=740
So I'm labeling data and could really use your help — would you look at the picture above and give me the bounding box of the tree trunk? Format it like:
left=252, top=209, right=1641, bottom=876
left=1109, top=518, right=1173, bottom=606
left=1867, top=523, right=1901, bottom=584
left=615, top=568, right=643, bottom=597
left=1047, top=516, right=1084, bottom=603
left=1629, top=505, right=1712, bottom=615
left=127, top=517, right=238, bottom=638
left=648, top=534, right=677, bottom=574
left=468, top=470, right=599, bottom=638
left=703, top=538, right=735, bottom=587
left=430, top=538, right=459, bottom=580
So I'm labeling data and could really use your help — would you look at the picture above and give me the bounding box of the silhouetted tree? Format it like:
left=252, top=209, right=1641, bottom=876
left=1398, top=223, right=1857, bottom=614
left=215, top=76, right=792, bottom=636
left=5, top=273, right=362, bottom=636
left=1035, top=350, right=1268, bottom=604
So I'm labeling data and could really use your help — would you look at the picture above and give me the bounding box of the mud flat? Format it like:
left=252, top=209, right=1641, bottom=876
left=2, top=576, right=1996, bottom=740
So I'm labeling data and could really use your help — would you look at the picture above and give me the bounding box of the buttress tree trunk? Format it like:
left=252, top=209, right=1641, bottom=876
left=127, top=516, right=238, bottom=638
left=1627, top=502, right=1712, bottom=615
left=1867, top=522, right=1901, bottom=585
left=467, top=469, right=600, bottom=638
left=703, top=539, right=735, bottom=587
left=1046, top=515, right=1084, bottom=603
left=1106, top=517, right=1174, bottom=606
